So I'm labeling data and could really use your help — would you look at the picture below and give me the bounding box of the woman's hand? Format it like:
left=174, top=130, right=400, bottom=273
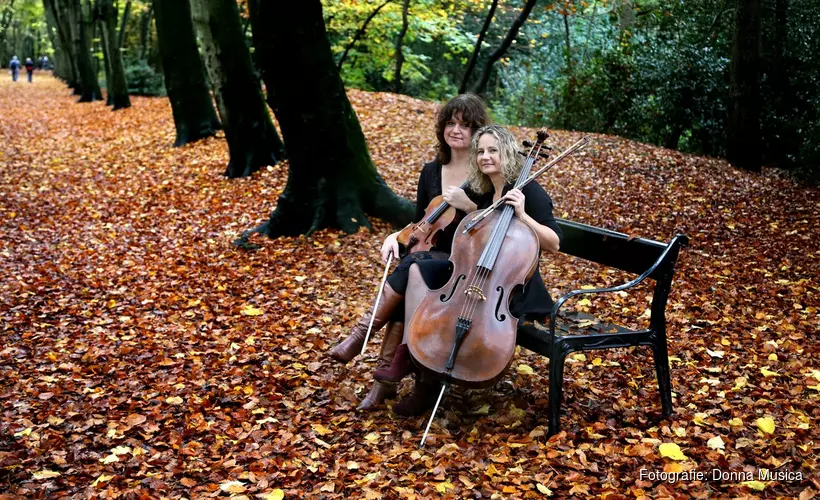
left=381, top=231, right=400, bottom=263
left=501, top=189, right=526, bottom=218
left=443, top=186, right=477, bottom=212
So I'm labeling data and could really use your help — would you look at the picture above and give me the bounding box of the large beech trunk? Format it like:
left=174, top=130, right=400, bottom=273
left=152, top=0, right=221, bottom=147
left=66, top=0, right=101, bottom=101
left=189, top=0, right=284, bottom=178
left=243, top=0, right=413, bottom=238
left=97, top=0, right=130, bottom=110
left=727, top=0, right=762, bottom=172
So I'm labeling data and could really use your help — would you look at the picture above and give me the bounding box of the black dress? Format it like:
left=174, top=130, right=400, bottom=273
left=414, top=181, right=563, bottom=323
left=386, top=160, right=480, bottom=293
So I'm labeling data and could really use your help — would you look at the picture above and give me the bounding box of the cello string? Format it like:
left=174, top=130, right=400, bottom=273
left=463, top=267, right=487, bottom=320
left=460, top=137, right=543, bottom=329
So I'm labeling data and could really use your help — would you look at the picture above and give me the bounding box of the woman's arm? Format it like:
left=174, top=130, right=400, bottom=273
left=500, top=188, right=560, bottom=253
left=519, top=211, right=560, bottom=252
left=443, top=186, right=477, bottom=213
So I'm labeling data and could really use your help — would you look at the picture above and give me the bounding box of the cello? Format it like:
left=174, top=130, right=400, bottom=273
left=405, top=130, right=589, bottom=445
left=358, top=182, right=476, bottom=356
left=360, top=146, right=554, bottom=355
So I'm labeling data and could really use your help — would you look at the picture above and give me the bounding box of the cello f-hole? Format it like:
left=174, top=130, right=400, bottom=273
left=441, top=274, right=466, bottom=302
left=494, top=286, right=506, bottom=321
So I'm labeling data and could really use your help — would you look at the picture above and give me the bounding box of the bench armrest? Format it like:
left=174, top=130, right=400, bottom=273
left=549, top=235, right=687, bottom=337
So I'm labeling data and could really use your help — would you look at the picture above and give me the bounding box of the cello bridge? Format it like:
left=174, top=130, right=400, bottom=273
left=464, top=286, right=486, bottom=301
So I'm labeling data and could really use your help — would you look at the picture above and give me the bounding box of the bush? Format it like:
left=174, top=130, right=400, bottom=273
left=124, top=59, right=165, bottom=97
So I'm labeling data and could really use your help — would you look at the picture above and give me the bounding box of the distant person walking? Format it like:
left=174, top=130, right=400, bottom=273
left=8, top=56, right=19, bottom=81
left=24, top=58, right=34, bottom=82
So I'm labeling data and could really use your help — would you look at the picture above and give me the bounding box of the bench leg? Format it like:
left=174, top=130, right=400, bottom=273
left=652, top=333, right=673, bottom=417
left=547, top=342, right=568, bottom=436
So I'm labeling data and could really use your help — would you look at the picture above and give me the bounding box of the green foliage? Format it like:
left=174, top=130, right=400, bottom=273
left=1, top=0, right=50, bottom=63
left=322, top=0, right=816, bottom=178
left=124, top=58, right=165, bottom=96
left=322, top=0, right=480, bottom=93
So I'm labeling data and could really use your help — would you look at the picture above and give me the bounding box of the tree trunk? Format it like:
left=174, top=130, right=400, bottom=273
left=618, top=0, right=635, bottom=36
left=337, top=0, right=391, bottom=71
left=458, top=0, right=498, bottom=94
left=767, top=0, right=793, bottom=165
left=152, top=0, right=221, bottom=147
left=43, top=0, right=70, bottom=83
left=46, top=0, right=81, bottom=90
left=67, top=0, right=102, bottom=101
left=118, top=0, right=131, bottom=49
left=244, top=0, right=413, bottom=239
left=189, top=0, right=284, bottom=178
left=98, top=0, right=130, bottom=109
left=97, top=21, right=112, bottom=101
left=138, top=4, right=152, bottom=60
left=392, top=0, right=409, bottom=93
left=562, top=9, right=574, bottom=126
left=470, top=0, right=537, bottom=95
left=727, top=0, right=761, bottom=172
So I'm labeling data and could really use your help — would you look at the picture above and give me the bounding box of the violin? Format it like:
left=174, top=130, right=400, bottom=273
left=395, top=182, right=469, bottom=257
left=406, top=129, right=551, bottom=389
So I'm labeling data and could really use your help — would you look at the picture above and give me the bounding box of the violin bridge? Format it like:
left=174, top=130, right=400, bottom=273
left=464, top=286, right=486, bottom=301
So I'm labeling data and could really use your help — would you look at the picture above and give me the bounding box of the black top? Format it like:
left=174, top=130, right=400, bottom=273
left=414, top=160, right=480, bottom=254
left=473, top=182, right=564, bottom=322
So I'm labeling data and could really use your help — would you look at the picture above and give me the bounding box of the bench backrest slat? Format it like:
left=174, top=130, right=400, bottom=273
left=556, top=219, right=670, bottom=279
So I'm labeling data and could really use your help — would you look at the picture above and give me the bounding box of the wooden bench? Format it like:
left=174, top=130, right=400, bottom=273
left=516, top=218, right=689, bottom=436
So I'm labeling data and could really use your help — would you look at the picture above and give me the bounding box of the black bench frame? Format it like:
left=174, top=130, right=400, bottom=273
left=516, top=218, right=689, bottom=436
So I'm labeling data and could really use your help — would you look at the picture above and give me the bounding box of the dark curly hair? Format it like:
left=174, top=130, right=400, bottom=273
left=435, top=93, right=489, bottom=164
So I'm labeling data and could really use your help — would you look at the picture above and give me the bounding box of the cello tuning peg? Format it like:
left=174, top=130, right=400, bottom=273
left=522, top=140, right=534, bottom=148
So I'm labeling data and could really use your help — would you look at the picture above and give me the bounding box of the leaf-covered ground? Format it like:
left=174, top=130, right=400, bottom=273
left=0, top=75, right=817, bottom=499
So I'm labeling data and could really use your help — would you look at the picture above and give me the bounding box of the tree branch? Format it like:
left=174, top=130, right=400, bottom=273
left=459, top=0, right=498, bottom=94
left=337, top=0, right=391, bottom=71
left=470, top=0, right=538, bottom=95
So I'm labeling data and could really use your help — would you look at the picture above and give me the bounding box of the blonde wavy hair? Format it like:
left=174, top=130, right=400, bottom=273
left=467, top=125, right=523, bottom=194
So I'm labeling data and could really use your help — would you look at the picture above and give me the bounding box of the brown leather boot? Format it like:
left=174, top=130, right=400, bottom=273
left=393, top=379, right=440, bottom=417
left=374, top=343, right=416, bottom=382
left=357, top=322, right=403, bottom=411
left=328, top=283, right=403, bottom=363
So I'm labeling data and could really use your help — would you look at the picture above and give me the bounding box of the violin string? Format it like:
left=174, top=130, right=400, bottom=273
left=461, top=138, right=543, bottom=321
